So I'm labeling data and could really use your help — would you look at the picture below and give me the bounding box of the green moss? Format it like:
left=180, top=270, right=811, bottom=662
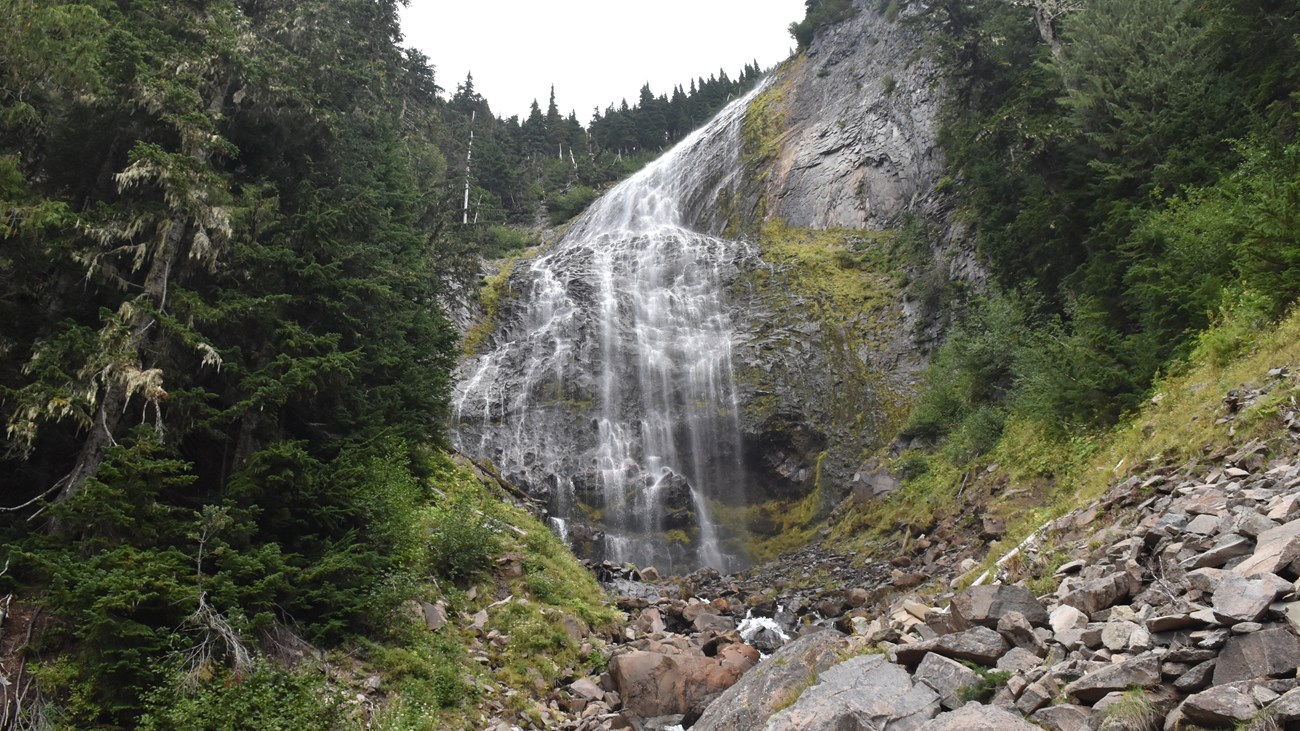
left=461, top=261, right=516, bottom=356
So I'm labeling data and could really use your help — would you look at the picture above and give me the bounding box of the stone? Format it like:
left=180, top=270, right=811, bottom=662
left=1212, top=627, right=1300, bottom=685
left=894, top=625, right=1010, bottom=667
left=1101, top=620, right=1142, bottom=652
left=694, top=613, right=737, bottom=634
left=1064, top=654, right=1161, bottom=703
left=1060, top=573, right=1131, bottom=616
left=692, top=630, right=849, bottom=731
left=917, top=704, right=1039, bottom=730
left=1030, top=703, right=1091, bottom=731
left=609, top=651, right=743, bottom=721
left=1180, top=682, right=1261, bottom=726
left=1185, top=513, right=1223, bottom=535
left=570, top=677, right=605, bottom=701
left=761, top=654, right=941, bottom=731
left=1182, top=534, right=1253, bottom=569
left=1212, top=574, right=1278, bottom=624
left=1233, top=517, right=1300, bottom=576
left=1015, top=680, right=1054, bottom=715
left=997, top=610, right=1047, bottom=656
left=636, top=607, right=667, bottom=635
left=846, top=587, right=871, bottom=608
left=996, top=647, right=1044, bottom=673
left=950, top=585, right=1049, bottom=629
left=420, top=601, right=448, bottom=631
left=638, top=566, right=661, bottom=582
left=1272, top=686, right=1300, bottom=722
left=717, top=643, right=760, bottom=673
left=1236, top=511, right=1280, bottom=538
left=748, top=625, right=787, bottom=655
left=1050, top=605, right=1088, bottom=635
left=1172, top=659, right=1216, bottom=692
left=913, top=653, right=980, bottom=711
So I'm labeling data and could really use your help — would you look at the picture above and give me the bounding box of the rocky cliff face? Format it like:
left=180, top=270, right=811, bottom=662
left=760, top=2, right=948, bottom=232
left=718, top=2, right=977, bottom=535
left=454, top=2, right=976, bottom=570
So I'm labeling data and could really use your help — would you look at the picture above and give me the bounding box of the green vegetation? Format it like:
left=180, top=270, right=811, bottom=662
left=0, top=1, right=621, bottom=727
left=789, top=0, right=861, bottom=50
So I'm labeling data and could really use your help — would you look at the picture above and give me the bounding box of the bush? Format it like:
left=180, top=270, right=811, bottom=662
left=547, top=186, right=597, bottom=225
left=427, top=495, right=499, bottom=583
left=138, top=663, right=346, bottom=731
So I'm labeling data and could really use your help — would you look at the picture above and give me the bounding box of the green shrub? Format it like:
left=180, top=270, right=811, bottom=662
left=427, top=495, right=499, bottom=583
left=138, top=663, right=346, bottom=731
left=547, top=185, right=598, bottom=225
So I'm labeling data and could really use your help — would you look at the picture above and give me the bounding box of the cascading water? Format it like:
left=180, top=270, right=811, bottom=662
left=454, top=84, right=766, bottom=573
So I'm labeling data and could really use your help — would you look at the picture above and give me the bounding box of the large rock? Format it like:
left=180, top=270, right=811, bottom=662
left=1212, top=627, right=1300, bottom=685
left=950, top=585, right=1049, bottom=629
left=894, top=625, right=1009, bottom=667
left=762, top=654, right=941, bottom=731
left=1211, top=574, right=1276, bottom=624
left=693, top=630, right=849, bottom=731
left=1063, top=654, right=1162, bottom=703
left=917, top=704, right=1039, bottom=730
left=1030, top=704, right=1091, bottom=731
left=609, top=651, right=743, bottom=721
left=913, top=653, right=980, bottom=710
left=1179, top=682, right=1262, bottom=726
left=1232, top=517, right=1300, bottom=576
left=1059, top=573, right=1132, bottom=616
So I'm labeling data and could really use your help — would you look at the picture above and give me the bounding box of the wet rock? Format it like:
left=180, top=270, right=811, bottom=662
left=762, top=654, right=941, bottom=731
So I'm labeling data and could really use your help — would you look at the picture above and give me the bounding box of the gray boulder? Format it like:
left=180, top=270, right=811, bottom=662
left=1063, top=654, right=1162, bottom=703
left=692, top=630, right=849, bottom=731
left=950, top=585, right=1049, bottom=629
left=894, top=625, right=1009, bottom=667
left=763, top=654, right=941, bottom=731
left=913, top=653, right=980, bottom=710
left=1212, top=626, right=1300, bottom=685
left=1179, top=681, right=1261, bottom=726
left=917, top=704, right=1039, bottom=730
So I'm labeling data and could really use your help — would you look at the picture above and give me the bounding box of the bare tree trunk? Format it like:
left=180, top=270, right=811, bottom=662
left=55, top=217, right=186, bottom=508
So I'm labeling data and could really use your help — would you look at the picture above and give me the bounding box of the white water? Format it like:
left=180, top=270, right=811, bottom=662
left=454, top=84, right=766, bottom=573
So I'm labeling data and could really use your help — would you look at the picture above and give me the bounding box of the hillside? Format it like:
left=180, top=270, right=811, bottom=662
left=3, top=0, right=1300, bottom=729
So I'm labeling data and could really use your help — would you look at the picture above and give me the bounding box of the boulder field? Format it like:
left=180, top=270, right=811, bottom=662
left=525, top=427, right=1300, bottom=730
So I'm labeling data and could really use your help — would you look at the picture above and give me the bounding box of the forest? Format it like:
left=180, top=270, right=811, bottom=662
left=0, top=0, right=758, bottom=727
left=901, top=0, right=1300, bottom=459
left=3, top=0, right=1300, bottom=727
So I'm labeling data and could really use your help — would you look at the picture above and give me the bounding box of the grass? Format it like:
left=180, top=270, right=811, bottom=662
left=827, top=301, right=1300, bottom=595
left=363, top=454, right=618, bottom=729
left=1098, top=688, right=1161, bottom=731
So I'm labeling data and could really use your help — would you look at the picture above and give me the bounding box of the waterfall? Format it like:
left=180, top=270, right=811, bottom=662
left=454, top=83, right=766, bottom=574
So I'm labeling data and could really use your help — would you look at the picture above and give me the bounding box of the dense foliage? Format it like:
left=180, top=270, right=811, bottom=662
left=905, top=0, right=1300, bottom=448
left=0, top=0, right=648, bottom=726
left=446, top=63, right=764, bottom=229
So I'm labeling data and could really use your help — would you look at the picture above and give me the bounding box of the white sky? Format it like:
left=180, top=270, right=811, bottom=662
left=399, top=0, right=806, bottom=123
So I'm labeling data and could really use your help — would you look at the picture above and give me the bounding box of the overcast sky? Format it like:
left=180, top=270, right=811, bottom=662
left=400, top=1, right=805, bottom=122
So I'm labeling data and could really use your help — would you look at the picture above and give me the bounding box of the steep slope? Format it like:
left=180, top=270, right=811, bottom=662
left=453, top=1, right=977, bottom=569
